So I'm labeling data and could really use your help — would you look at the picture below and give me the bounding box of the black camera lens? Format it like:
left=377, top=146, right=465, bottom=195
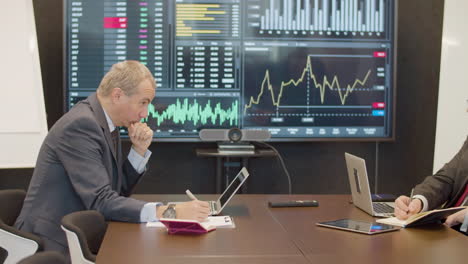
left=228, top=128, right=242, bottom=142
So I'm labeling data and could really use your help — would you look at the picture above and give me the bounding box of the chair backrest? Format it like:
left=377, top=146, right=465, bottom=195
left=0, top=189, right=43, bottom=264
left=17, top=251, right=67, bottom=264
left=0, top=247, right=7, bottom=263
left=0, top=189, right=25, bottom=226
left=61, top=210, right=107, bottom=264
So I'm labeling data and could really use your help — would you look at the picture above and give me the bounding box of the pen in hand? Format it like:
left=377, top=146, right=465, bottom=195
left=407, top=188, right=414, bottom=214
left=186, top=189, right=198, bottom=201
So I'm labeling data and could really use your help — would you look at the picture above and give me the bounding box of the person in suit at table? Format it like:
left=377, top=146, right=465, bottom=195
left=15, top=61, right=210, bottom=254
left=394, top=136, right=468, bottom=234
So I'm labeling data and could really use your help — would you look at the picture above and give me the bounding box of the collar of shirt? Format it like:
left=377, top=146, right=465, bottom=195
left=102, top=108, right=116, bottom=133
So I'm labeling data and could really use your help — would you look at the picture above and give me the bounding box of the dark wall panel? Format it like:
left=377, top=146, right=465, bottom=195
left=378, top=0, right=444, bottom=195
left=0, top=0, right=445, bottom=197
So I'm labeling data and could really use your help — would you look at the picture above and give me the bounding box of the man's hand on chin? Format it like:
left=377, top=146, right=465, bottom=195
left=128, top=122, right=153, bottom=156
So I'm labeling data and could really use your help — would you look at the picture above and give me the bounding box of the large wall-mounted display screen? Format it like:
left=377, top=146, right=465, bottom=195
left=65, top=0, right=397, bottom=141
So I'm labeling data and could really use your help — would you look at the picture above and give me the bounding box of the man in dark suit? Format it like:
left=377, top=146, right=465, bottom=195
left=394, top=137, right=468, bottom=233
left=15, top=61, right=210, bottom=253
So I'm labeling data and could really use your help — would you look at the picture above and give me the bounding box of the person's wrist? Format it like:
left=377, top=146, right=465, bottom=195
left=156, top=205, right=167, bottom=219
left=162, top=204, right=177, bottom=219
left=461, top=211, right=468, bottom=233
left=132, top=145, right=147, bottom=156
left=412, top=198, right=423, bottom=213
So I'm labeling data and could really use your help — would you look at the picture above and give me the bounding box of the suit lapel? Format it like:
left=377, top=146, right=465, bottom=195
left=86, top=93, right=123, bottom=191
left=87, top=93, right=119, bottom=161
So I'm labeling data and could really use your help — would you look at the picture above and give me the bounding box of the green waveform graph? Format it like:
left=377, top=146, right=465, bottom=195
left=145, top=98, right=239, bottom=127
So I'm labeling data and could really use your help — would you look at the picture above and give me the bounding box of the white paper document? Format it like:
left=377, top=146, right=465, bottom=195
left=376, top=217, right=407, bottom=227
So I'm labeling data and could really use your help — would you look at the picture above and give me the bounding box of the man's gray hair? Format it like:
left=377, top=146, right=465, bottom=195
left=97, top=60, right=156, bottom=96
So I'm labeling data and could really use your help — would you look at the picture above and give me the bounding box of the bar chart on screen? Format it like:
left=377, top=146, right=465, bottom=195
left=246, top=0, right=388, bottom=38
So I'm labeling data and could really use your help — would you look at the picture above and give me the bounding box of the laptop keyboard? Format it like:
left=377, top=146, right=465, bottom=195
left=373, top=202, right=394, bottom=214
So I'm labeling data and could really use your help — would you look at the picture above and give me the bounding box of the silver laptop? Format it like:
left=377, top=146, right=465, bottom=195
left=183, top=167, right=250, bottom=215
left=344, top=153, right=394, bottom=217
left=208, top=167, right=249, bottom=215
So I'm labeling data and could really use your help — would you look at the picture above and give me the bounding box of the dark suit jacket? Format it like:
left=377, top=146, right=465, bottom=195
left=15, top=93, right=146, bottom=252
left=415, top=136, right=468, bottom=210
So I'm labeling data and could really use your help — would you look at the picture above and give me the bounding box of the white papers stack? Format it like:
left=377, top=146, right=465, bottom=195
left=376, top=217, right=407, bottom=227
left=204, top=216, right=235, bottom=228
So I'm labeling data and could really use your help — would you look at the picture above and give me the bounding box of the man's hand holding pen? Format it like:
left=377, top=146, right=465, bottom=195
left=394, top=189, right=423, bottom=220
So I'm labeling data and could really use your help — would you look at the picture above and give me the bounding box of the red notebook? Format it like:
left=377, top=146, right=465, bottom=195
left=160, top=218, right=216, bottom=235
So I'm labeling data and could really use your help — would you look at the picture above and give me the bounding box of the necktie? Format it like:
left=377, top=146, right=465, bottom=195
left=110, top=129, right=119, bottom=157
left=110, top=129, right=121, bottom=189
left=454, top=184, right=468, bottom=207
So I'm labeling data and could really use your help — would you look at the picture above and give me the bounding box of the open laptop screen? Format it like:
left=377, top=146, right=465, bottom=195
left=219, top=170, right=247, bottom=206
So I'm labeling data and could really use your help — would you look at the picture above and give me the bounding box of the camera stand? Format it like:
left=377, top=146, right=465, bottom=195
left=217, top=141, right=255, bottom=155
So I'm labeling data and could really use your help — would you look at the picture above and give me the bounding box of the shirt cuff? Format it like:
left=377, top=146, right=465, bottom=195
left=412, top=194, right=428, bottom=212
left=460, top=211, right=468, bottom=233
left=140, top=202, right=162, bottom=222
left=128, top=147, right=152, bottom=174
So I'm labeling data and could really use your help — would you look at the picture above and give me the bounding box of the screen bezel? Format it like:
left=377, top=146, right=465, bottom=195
left=216, top=167, right=249, bottom=211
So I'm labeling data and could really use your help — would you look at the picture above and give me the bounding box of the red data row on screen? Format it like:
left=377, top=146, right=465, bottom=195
left=103, top=17, right=127, bottom=29
left=372, top=102, right=385, bottom=108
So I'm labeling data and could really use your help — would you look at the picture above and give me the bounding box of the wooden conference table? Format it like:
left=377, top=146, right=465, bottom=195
left=97, top=195, right=467, bottom=264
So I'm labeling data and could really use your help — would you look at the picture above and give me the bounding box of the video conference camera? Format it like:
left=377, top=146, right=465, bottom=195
left=199, top=128, right=271, bottom=154
left=199, top=128, right=271, bottom=142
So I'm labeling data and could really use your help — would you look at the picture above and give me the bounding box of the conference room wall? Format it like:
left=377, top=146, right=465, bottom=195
left=0, top=0, right=444, bottom=196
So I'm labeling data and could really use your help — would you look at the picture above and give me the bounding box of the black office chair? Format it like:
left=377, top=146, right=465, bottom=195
left=0, top=247, right=7, bottom=264
left=61, top=210, right=107, bottom=264
left=17, top=251, right=67, bottom=264
left=0, top=189, right=43, bottom=264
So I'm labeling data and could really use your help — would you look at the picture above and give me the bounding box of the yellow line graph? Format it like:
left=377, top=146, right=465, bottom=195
left=244, top=56, right=372, bottom=114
